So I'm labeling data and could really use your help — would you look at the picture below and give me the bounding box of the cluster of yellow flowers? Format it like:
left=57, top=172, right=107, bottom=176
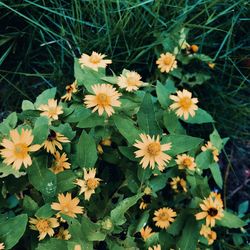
left=0, top=51, right=222, bottom=247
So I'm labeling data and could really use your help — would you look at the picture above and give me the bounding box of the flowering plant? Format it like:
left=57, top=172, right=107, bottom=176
left=0, top=46, right=248, bottom=250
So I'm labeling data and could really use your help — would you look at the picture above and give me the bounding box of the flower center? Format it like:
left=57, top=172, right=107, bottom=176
left=48, top=130, right=57, bottom=141
left=164, top=56, right=172, bottom=65
left=14, top=143, right=28, bottom=158
left=89, top=54, right=101, bottom=64
left=97, top=93, right=110, bottom=106
left=87, top=178, right=99, bottom=190
left=208, top=208, right=218, bottom=217
left=127, top=76, right=138, bottom=86
left=147, top=142, right=161, bottom=156
left=158, top=212, right=169, bottom=221
left=183, top=158, right=192, bottom=166
left=63, top=207, right=69, bottom=213
left=179, top=97, right=192, bottom=110
left=48, top=107, right=58, bottom=116
left=36, top=219, right=50, bottom=232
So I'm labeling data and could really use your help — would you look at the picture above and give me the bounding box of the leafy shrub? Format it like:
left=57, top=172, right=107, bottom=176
left=0, top=47, right=248, bottom=250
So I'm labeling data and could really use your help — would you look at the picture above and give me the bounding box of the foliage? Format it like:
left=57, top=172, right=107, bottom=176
left=0, top=51, right=248, bottom=250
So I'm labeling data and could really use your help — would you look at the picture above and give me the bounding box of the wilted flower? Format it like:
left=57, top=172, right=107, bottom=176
left=140, top=226, right=155, bottom=241
left=61, top=81, right=78, bottom=101
left=200, top=224, right=217, bottom=245
left=170, top=177, right=187, bottom=193
left=201, top=141, right=219, bottom=162
left=50, top=151, right=71, bottom=174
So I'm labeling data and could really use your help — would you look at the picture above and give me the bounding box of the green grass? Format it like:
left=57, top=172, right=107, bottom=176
left=0, top=0, right=249, bottom=142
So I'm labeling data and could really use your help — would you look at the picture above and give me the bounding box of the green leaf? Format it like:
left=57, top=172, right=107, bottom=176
left=113, top=115, right=140, bottom=145
left=35, top=88, right=57, bottom=108
left=135, top=211, right=150, bottom=232
left=74, top=58, right=105, bottom=93
left=168, top=211, right=188, bottom=236
left=0, top=112, right=17, bottom=134
left=177, top=217, right=200, bottom=250
left=23, top=195, right=39, bottom=215
left=111, top=193, right=142, bottom=226
left=0, top=214, right=28, bottom=250
left=118, top=146, right=137, bottom=162
left=238, top=201, right=249, bottom=215
left=36, top=239, right=68, bottom=250
left=76, top=130, right=98, bottom=168
left=56, top=170, right=76, bottom=193
left=52, top=123, right=76, bottom=140
left=21, top=100, right=35, bottom=111
left=28, top=157, right=57, bottom=199
left=195, top=151, right=212, bottom=170
left=33, top=116, right=49, bottom=144
left=35, top=203, right=55, bottom=218
left=209, top=163, right=223, bottom=189
left=81, top=216, right=106, bottom=241
left=180, top=108, right=214, bottom=124
left=163, top=110, right=185, bottom=134
left=217, top=211, right=246, bottom=228
left=137, top=93, right=162, bottom=135
left=64, top=105, right=91, bottom=123
left=156, top=81, right=172, bottom=108
left=162, top=134, right=203, bottom=155
left=0, top=162, right=26, bottom=178
left=210, top=129, right=224, bottom=151
left=77, top=113, right=105, bottom=128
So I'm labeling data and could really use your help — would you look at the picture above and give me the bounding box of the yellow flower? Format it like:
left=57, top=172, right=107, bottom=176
left=117, top=70, right=144, bottom=92
left=140, top=226, right=155, bottom=241
left=153, top=207, right=177, bottom=229
left=208, top=62, right=215, bottom=69
left=176, top=154, right=196, bottom=171
left=0, top=243, right=4, bottom=250
left=0, top=129, right=40, bottom=170
left=84, top=84, right=122, bottom=117
left=55, top=227, right=71, bottom=240
left=75, top=168, right=101, bottom=201
left=61, top=81, right=78, bottom=101
left=50, top=151, right=71, bottom=174
left=51, top=193, right=84, bottom=218
left=97, top=144, right=104, bottom=154
left=101, top=138, right=112, bottom=146
left=156, top=53, right=177, bottom=73
left=74, top=245, right=82, bottom=250
left=200, top=224, right=217, bottom=245
left=42, top=130, right=70, bottom=154
left=79, top=51, right=112, bottom=71
left=29, top=217, right=59, bottom=241
left=195, top=193, right=224, bottom=227
left=38, top=99, right=63, bottom=121
left=201, top=141, right=219, bottom=162
left=169, top=89, right=198, bottom=120
left=148, top=244, right=161, bottom=250
left=170, top=177, right=187, bottom=193
left=133, top=134, right=172, bottom=171
left=139, top=187, right=152, bottom=210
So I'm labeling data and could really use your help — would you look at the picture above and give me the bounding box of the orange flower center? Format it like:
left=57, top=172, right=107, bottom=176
left=163, top=56, right=172, bottom=65
left=147, top=142, right=161, bottom=156
left=183, top=158, right=192, bottom=166
left=89, top=54, right=101, bottom=64
left=158, top=212, right=169, bottom=221
left=97, top=93, right=110, bottom=106
left=87, top=178, right=99, bottom=190
left=48, top=107, right=59, bottom=116
left=36, top=219, right=50, bottom=232
left=14, top=143, right=28, bottom=158
left=179, top=97, right=192, bottom=110
left=127, top=76, right=138, bottom=86
left=208, top=208, right=218, bottom=217
left=63, top=206, right=70, bottom=213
